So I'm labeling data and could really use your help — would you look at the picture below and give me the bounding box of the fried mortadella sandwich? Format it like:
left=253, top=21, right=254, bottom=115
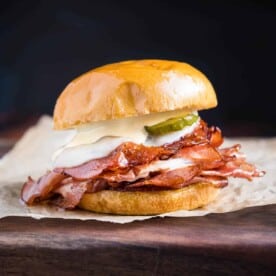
left=21, top=60, right=264, bottom=215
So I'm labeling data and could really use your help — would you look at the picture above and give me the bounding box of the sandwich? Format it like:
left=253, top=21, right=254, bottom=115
left=21, top=59, right=264, bottom=215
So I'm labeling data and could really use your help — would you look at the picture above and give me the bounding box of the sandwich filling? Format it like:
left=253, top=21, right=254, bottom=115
left=21, top=113, right=264, bottom=209
left=52, top=110, right=200, bottom=167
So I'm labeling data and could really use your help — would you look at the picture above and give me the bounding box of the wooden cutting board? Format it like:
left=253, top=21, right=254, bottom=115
left=0, top=204, right=275, bottom=275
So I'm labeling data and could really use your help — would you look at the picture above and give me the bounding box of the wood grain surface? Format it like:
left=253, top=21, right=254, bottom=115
left=0, top=204, right=275, bottom=275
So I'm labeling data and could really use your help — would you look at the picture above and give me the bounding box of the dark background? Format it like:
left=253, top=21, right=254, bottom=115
left=1, top=0, right=275, bottom=135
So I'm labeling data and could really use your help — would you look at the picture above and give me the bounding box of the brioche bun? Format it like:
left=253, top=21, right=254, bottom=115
left=54, top=59, right=219, bottom=215
left=78, top=183, right=219, bottom=215
left=54, top=59, right=217, bottom=129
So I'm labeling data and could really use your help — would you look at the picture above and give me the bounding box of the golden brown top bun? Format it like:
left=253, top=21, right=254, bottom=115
left=54, top=59, right=217, bottom=129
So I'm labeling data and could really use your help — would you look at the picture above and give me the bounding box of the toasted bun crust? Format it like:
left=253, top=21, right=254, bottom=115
left=78, top=183, right=219, bottom=215
left=54, top=59, right=217, bottom=129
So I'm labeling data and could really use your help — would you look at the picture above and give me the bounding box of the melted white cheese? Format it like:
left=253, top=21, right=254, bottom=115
left=53, top=137, right=130, bottom=168
left=52, top=110, right=199, bottom=168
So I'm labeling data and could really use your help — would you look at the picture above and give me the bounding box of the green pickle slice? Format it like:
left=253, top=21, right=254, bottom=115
left=144, top=113, right=199, bottom=136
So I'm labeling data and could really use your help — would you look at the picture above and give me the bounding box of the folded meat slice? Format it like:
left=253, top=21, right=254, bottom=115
left=219, top=144, right=246, bottom=161
left=54, top=142, right=170, bottom=180
left=164, top=120, right=223, bottom=151
left=202, top=144, right=264, bottom=180
left=21, top=172, right=66, bottom=204
left=201, top=159, right=265, bottom=180
left=182, top=176, right=228, bottom=188
left=208, top=126, right=224, bottom=148
left=54, top=151, right=128, bottom=180
left=52, top=180, right=89, bottom=209
left=175, top=144, right=224, bottom=169
left=126, top=165, right=200, bottom=189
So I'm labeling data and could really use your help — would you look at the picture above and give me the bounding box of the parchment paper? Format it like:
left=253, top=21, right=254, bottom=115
left=0, top=116, right=275, bottom=223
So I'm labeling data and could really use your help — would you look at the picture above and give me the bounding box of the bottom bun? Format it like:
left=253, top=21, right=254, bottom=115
left=78, top=182, right=219, bottom=215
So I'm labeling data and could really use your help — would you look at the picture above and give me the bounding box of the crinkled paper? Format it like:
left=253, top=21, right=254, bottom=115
left=0, top=116, right=275, bottom=223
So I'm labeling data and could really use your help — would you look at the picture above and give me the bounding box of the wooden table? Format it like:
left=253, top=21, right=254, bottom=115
left=0, top=122, right=275, bottom=275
